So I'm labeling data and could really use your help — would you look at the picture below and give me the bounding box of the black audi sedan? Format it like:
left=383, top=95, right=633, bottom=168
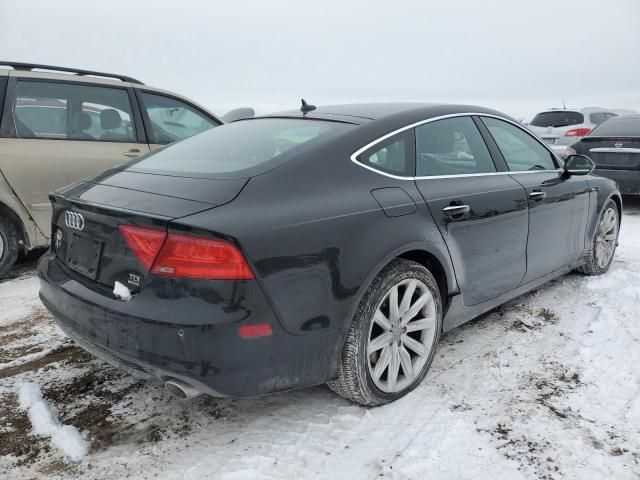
left=567, top=114, right=640, bottom=196
left=39, top=102, right=622, bottom=406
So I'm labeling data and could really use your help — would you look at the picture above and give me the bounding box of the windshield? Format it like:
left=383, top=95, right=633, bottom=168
left=129, top=118, right=354, bottom=178
left=530, top=111, right=584, bottom=128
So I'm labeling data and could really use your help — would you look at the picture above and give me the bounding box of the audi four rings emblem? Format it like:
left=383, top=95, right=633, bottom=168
left=64, top=211, right=85, bottom=231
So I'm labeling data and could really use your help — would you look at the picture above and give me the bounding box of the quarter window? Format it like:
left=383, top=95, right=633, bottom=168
left=481, top=117, right=557, bottom=171
left=415, top=116, right=496, bottom=176
left=139, top=92, right=219, bottom=145
left=358, top=131, right=412, bottom=176
left=13, top=81, right=137, bottom=142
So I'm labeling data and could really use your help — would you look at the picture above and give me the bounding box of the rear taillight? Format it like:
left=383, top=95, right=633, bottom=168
left=565, top=128, right=591, bottom=137
left=151, top=233, right=253, bottom=280
left=119, top=225, right=167, bottom=271
left=119, top=226, right=254, bottom=280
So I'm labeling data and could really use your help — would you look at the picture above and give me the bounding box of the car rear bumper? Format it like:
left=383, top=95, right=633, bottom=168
left=38, top=253, right=338, bottom=397
left=594, top=169, right=640, bottom=195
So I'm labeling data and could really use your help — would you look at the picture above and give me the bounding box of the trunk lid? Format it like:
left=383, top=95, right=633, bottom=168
left=578, top=136, right=640, bottom=170
left=51, top=169, right=248, bottom=291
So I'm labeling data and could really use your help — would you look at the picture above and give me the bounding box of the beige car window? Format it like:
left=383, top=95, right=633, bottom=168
left=13, top=81, right=137, bottom=142
left=140, top=92, right=218, bottom=145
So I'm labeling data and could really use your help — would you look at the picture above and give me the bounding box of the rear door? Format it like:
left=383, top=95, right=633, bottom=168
left=413, top=115, right=529, bottom=307
left=479, top=116, right=590, bottom=283
left=135, top=90, right=220, bottom=151
left=0, top=76, right=150, bottom=235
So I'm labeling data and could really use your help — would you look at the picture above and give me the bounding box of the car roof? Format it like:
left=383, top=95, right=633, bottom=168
left=262, top=102, right=510, bottom=125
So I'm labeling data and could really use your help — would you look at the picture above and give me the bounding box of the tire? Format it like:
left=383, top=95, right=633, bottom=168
left=577, top=199, right=620, bottom=276
left=328, top=259, right=442, bottom=406
left=0, top=217, right=19, bottom=278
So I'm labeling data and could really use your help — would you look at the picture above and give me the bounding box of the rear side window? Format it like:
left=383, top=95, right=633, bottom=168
left=358, top=131, right=412, bottom=176
left=590, top=116, right=640, bottom=137
left=482, top=117, right=557, bottom=171
left=12, top=81, right=137, bottom=142
left=130, top=118, right=354, bottom=178
left=139, top=92, right=219, bottom=145
left=415, top=116, right=496, bottom=176
left=589, top=112, right=606, bottom=125
left=529, top=111, right=584, bottom=127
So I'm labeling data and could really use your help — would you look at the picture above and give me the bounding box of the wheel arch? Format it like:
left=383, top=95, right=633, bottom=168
left=610, top=193, right=622, bottom=222
left=337, top=242, right=456, bottom=354
left=397, top=249, right=449, bottom=307
left=0, top=200, right=28, bottom=251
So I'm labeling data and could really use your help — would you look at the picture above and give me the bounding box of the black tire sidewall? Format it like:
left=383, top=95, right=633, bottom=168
left=356, top=260, right=442, bottom=404
left=0, top=219, right=19, bottom=278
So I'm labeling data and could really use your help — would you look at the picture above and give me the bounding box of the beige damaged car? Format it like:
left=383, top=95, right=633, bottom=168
left=0, top=62, right=247, bottom=277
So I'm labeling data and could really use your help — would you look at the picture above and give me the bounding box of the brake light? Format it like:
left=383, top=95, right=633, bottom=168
left=119, top=225, right=167, bottom=271
left=151, top=233, right=254, bottom=280
left=565, top=128, right=591, bottom=137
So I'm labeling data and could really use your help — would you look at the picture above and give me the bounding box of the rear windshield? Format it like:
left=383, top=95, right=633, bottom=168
left=529, top=111, right=584, bottom=128
left=589, top=116, right=640, bottom=137
left=129, top=118, right=354, bottom=178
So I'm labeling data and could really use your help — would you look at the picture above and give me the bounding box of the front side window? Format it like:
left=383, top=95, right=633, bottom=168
left=482, top=117, right=557, bottom=171
left=358, top=132, right=412, bottom=176
left=130, top=118, right=353, bottom=178
left=139, top=92, right=219, bottom=145
left=415, top=116, right=496, bottom=176
left=13, top=81, right=136, bottom=142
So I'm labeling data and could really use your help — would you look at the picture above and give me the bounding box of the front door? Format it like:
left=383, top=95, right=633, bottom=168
left=413, top=116, right=529, bottom=306
left=0, top=78, right=150, bottom=235
left=479, top=116, right=590, bottom=283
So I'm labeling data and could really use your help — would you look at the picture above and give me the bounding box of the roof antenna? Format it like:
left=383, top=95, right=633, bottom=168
left=300, top=98, right=316, bottom=115
left=562, top=99, right=566, bottom=109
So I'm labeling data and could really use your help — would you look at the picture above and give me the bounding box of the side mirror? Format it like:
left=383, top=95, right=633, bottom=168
left=564, top=154, right=595, bottom=176
left=222, top=107, right=255, bottom=123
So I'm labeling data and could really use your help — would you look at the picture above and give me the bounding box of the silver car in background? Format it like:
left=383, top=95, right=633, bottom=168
left=526, top=107, right=622, bottom=156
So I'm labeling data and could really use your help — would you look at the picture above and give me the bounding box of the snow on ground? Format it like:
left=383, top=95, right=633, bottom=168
left=17, top=382, right=88, bottom=462
left=1, top=199, right=639, bottom=479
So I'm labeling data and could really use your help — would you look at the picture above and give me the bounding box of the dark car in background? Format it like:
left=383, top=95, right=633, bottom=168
left=568, top=114, right=640, bottom=195
left=39, top=103, right=622, bottom=406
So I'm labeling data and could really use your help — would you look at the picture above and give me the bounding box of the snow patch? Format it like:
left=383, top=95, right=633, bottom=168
left=113, top=281, right=132, bottom=301
left=17, top=382, right=89, bottom=462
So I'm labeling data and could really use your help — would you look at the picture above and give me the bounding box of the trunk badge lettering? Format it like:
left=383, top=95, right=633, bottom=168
left=64, top=211, right=85, bottom=231
left=128, top=273, right=141, bottom=287
left=614, top=141, right=624, bottom=148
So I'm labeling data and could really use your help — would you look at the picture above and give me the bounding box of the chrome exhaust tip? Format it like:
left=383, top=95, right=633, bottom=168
left=164, top=379, right=202, bottom=400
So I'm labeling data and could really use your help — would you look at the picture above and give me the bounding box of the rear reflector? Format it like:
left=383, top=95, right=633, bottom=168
left=238, top=324, right=273, bottom=338
left=565, top=128, right=591, bottom=137
left=151, top=233, right=254, bottom=280
left=119, top=225, right=167, bottom=271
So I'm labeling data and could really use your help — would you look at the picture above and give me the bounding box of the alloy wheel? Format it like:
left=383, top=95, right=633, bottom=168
left=367, top=278, right=437, bottom=393
left=596, top=207, right=618, bottom=269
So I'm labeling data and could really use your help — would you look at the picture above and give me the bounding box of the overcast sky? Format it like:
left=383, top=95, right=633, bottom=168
left=2, top=0, right=639, bottom=119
